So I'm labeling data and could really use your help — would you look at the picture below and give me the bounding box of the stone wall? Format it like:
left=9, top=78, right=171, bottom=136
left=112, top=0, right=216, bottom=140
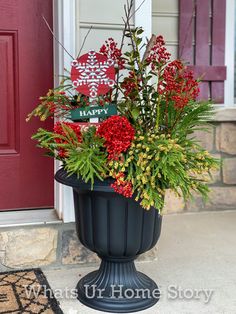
left=0, top=223, right=159, bottom=271
left=164, top=121, right=236, bottom=213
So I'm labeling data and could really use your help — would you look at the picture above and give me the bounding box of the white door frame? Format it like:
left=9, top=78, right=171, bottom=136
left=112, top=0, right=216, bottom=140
left=53, top=0, right=77, bottom=222
left=53, top=0, right=152, bottom=222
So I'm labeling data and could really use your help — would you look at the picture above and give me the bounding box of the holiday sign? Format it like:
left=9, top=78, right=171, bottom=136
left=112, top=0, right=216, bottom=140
left=71, top=50, right=116, bottom=98
left=70, top=50, right=117, bottom=121
left=70, top=104, right=117, bottom=120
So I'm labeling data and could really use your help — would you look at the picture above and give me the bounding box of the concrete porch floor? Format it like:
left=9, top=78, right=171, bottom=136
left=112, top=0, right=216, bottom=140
left=45, top=210, right=236, bottom=314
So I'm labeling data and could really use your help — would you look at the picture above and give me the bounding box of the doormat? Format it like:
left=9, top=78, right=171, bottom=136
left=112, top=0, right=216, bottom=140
left=0, top=268, right=63, bottom=313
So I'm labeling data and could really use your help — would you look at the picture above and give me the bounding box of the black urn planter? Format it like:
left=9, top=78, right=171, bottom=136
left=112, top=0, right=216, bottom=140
left=55, top=168, right=162, bottom=313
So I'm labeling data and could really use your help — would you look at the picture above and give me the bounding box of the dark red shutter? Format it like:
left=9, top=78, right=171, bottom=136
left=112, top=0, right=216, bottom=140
left=179, top=0, right=226, bottom=103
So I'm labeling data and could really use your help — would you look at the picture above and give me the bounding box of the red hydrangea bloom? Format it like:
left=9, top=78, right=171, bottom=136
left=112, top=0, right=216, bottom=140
left=97, top=115, right=135, bottom=160
left=158, top=60, right=199, bottom=109
left=111, top=173, right=133, bottom=198
left=100, top=38, right=125, bottom=70
left=146, top=35, right=171, bottom=70
left=54, top=122, right=82, bottom=158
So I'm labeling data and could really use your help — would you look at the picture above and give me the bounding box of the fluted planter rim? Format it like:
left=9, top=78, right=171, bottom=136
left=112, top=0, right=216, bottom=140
left=55, top=167, right=115, bottom=192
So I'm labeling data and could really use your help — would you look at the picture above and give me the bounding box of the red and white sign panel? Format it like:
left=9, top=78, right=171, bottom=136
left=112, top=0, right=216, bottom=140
left=71, top=50, right=116, bottom=98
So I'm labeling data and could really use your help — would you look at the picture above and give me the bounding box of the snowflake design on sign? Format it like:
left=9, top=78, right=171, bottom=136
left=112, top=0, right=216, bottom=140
left=71, top=50, right=116, bottom=98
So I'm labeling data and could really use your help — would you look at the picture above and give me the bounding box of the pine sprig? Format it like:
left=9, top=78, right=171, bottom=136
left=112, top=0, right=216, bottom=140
left=64, top=128, right=108, bottom=186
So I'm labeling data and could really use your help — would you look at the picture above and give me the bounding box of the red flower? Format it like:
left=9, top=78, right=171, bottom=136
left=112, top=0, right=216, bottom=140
left=97, top=115, right=135, bottom=160
left=111, top=173, right=133, bottom=198
left=100, top=38, right=125, bottom=70
left=54, top=122, right=82, bottom=158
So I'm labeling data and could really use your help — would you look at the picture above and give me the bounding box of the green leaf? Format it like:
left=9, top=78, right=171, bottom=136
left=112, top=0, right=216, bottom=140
left=131, top=108, right=140, bottom=120
left=137, top=28, right=144, bottom=35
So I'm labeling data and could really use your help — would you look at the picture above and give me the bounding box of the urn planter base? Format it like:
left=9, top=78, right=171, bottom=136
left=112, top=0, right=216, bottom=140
left=55, top=169, right=162, bottom=313
left=76, top=257, right=159, bottom=313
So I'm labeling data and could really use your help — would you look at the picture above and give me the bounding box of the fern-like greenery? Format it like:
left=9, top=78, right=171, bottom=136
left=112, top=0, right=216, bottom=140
left=32, top=125, right=108, bottom=187
left=64, top=127, right=108, bottom=185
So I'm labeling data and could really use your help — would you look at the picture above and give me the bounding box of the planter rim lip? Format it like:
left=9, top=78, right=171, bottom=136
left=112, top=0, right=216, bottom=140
left=55, top=168, right=163, bottom=213
left=55, top=168, right=115, bottom=191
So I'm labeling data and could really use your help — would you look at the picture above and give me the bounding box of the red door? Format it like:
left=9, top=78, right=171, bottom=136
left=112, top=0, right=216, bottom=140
left=0, top=0, right=54, bottom=210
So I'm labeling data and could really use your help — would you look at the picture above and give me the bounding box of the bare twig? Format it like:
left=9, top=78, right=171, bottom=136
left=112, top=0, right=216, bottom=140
left=114, top=0, right=134, bottom=102
left=124, top=4, right=150, bottom=112
left=142, top=34, right=156, bottom=62
left=77, top=26, right=93, bottom=58
left=42, top=15, right=75, bottom=60
left=120, top=0, right=134, bottom=52
left=123, top=3, right=137, bottom=55
left=130, top=0, right=146, bottom=20
left=114, top=0, right=147, bottom=103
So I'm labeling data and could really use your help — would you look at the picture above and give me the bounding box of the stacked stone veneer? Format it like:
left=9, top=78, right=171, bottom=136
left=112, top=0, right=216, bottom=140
left=0, top=225, right=95, bottom=271
left=164, top=122, right=236, bottom=213
left=0, top=224, right=159, bottom=271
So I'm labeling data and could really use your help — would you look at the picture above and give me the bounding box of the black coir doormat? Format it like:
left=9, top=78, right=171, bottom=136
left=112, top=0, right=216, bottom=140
left=0, top=268, right=63, bottom=313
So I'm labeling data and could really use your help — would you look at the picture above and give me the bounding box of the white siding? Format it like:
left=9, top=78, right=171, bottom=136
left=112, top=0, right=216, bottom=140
left=76, top=0, right=134, bottom=54
left=152, top=0, right=179, bottom=59
left=76, top=0, right=178, bottom=59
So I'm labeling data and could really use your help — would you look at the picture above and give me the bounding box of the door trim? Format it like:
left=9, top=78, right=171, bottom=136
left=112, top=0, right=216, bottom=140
left=53, top=0, right=77, bottom=222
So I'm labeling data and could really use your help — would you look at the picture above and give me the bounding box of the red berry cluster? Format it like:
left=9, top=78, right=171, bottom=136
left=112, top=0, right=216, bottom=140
left=47, top=101, right=56, bottom=113
left=111, top=173, right=133, bottom=198
left=158, top=60, right=200, bottom=109
left=120, top=71, right=142, bottom=99
left=97, top=115, right=135, bottom=160
left=54, top=122, right=82, bottom=158
left=44, top=91, right=71, bottom=113
left=100, top=38, right=125, bottom=70
left=97, top=93, right=112, bottom=106
left=146, top=35, right=171, bottom=70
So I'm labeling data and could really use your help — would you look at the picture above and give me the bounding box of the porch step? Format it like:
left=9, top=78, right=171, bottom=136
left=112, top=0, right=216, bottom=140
left=0, top=209, right=61, bottom=227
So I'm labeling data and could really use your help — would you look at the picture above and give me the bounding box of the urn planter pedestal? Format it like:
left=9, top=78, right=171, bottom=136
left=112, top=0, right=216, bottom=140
left=55, top=168, right=162, bottom=313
